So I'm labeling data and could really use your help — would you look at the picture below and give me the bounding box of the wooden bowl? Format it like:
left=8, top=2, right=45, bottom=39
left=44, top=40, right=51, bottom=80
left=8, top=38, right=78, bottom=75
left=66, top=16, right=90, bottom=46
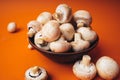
left=29, top=36, right=99, bottom=63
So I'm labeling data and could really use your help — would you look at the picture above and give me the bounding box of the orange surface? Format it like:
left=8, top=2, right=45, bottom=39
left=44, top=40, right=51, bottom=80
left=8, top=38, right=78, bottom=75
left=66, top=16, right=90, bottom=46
left=0, top=0, right=120, bottom=80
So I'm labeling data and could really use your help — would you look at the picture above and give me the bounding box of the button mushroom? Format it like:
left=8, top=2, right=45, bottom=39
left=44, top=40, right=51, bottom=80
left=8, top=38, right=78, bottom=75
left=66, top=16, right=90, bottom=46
left=28, top=43, right=34, bottom=50
left=27, top=20, right=42, bottom=37
left=25, top=66, right=48, bottom=80
left=7, top=22, right=17, bottom=33
left=59, top=23, right=75, bottom=41
left=53, top=4, right=72, bottom=23
left=37, top=12, right=52, bottom=25
left=73, top=10, right=92, bottom=27
left=41, top=20, right=60, bottom=42
left=71, top=33, right=90, bottom=52
left=96, top=56, right=119, bottom=80
left=77, top=27, right=97, bottom=43
left=73, top=55, right=97, bottom=80
left=49, top=35, right=71, bottom=53
left=34, top=31, right=49, bottom=50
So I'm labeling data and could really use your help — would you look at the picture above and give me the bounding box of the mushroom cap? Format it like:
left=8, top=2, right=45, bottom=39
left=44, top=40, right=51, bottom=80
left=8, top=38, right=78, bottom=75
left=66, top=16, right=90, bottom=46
left=77, top=27, right=97, bottom=43
left=73, top=56, right=96, bottom=80
left=54, top=4, right=72, bottom=23
left=25, top=66, right=48, bottom=80
left=73, top=10, right=92, bottom=26
left=96, top=56, right=119, bottom=80
left=41, top=20, right=60, bottom=42
left=59, top=23, right=75, bottom=41
left=27, top=20, right=42, bottom=32
left=7, top=22, right=17, bottom=33
left=37, top=12, right=52, bottom=25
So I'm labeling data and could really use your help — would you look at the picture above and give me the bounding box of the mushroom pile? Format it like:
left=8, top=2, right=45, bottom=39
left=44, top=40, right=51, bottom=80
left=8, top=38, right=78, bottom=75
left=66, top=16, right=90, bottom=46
left=27, top=4, right=98, bottom=53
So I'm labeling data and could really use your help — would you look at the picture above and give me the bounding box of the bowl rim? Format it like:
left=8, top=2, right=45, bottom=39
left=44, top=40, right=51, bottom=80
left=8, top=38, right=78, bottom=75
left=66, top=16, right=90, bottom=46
left=28, top=36, right=99, bottom=55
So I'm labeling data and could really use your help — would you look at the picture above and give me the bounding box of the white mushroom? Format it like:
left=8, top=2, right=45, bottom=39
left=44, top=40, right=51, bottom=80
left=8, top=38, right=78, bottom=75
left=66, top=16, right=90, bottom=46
left=7, top=22, right=17, bottom=33
left=49, top=35, right=71, bottom=53
left=27, top=20, right=42, bottom=37
left=77, top=27, right=97, bottom=43
left=53, top=4, right=72, bottom=23
left=73, top=55, right=97, bottom=80
left=41, top=20, right=60, bottom=42
left=96, top=56, right=119, bottom=80
left=71, top=33, right=90, bottom=52
left=73, top=10, right=92, bottom=27
left=25, top=66, right=48, bottom=80
left=59, top=23, right=75, bottom=41
left=28, top=43, right=34, bottom=50
left=34, top=31, right=49, bottom=50
left=37, top=12, right=52, bottom=25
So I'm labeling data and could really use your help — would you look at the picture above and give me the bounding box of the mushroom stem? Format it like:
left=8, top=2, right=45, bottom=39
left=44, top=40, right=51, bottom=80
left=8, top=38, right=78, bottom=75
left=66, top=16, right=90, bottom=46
left=77, top=22, right=84, bottom=28
left=31, top=66, right=40, bottom=74
left=81, top=55, right=91, bottom=66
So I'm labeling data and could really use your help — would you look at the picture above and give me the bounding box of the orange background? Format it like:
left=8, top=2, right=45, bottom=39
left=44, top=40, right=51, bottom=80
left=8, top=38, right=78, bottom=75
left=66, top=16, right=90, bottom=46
left=0, top=0, right=120, bottom=80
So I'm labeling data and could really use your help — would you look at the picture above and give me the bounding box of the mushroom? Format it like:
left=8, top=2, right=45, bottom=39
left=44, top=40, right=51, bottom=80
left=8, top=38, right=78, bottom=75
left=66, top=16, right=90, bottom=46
left=41, top=20, right=60, bottom=42
left=25, top=66, right=48, bottom=80
left=28, top=43, right=34, bottom=50
left=71, top=33, right=90, bottom=52
left=73, top=55, right=97, bottom=80
left=34, top=31, right=49, bottom=50
left=59, top=23, right=75, bottom=41
left=49, top=35, right=71, bottom=53
left=7, top=22, right=17, bottom=33
left=77, top=27, right=97, bottom=43
left=96, top=56, right=119, bottom=80
left=53, top=4, right=72, bottom=23
left=73, top=10, right=92, bottom=27
left=27, top=20, right=42, bottom=37
left=37, top=12, right=52, bottom=25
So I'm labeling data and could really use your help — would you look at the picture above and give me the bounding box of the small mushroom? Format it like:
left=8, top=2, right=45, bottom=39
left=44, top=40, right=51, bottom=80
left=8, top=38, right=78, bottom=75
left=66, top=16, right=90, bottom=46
left=25, top=66, right=48, bottom=80
left=59, top=23, right=75, bottom=41
left=73, top=10, right=92, bottom=27
left=27, top=20, right=42, bottom=37
left=96, top=56, right=119, bottom=80
left=7, top=22, right=17, bottom=33
left=49, top=35, right=71, bottom=53
left=73, top=55, right=97, bottom=80
left=71, top=33, right=90, bottom=52
left=41, top=20, right=60, bottom=42
left=53, top=4, right=72, bottom=23
left=34, top=31, right=49, bottom=50
left=37, top=12, right=52, bottom=25
left=28, top=43, right=34, bottom=50
left=77, top=27, right=97, bottom=43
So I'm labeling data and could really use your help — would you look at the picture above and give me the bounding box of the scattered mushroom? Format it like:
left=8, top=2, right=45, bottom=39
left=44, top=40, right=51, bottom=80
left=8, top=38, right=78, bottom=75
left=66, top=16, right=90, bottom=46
left=53, top=4, right=72, bottom=23
left=34, top=31, right=49, bottom=50
left=28, top=43, right=34, bottom=50
left=71, top=33, right=90, bottom=52
left=73, top=55, right=97, bottom=80
left=7, top=22, right=17, bottom=33
left=41, top=20, right=60, bottom=42
left=77, top=27, right=97, bottom=43
left=27, top=20, right=42, bottom=37
left=37, top=12, right=52, bottom=25
left=59, top=23, right=75, bottom=41
left=25, top=66, right=48, bottom=80
left=73, top=10, right=92, bottom=27
left=96, top=56, right=119, bottom=80
left=49, top=35, right=71, bottom=53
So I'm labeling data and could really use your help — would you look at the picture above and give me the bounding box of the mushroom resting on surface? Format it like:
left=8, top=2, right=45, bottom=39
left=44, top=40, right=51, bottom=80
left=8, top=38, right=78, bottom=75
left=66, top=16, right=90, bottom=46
left=77, top=27, right=97, bottom=43
left=25, top=66, right=48, bottom=80
left=59, top=23, right=75, bottom=41
left=27, top=20, right=42, bottom=37
left=96, top=56, right=119, bottom=80
left=7, top=22, right=17, bottom=33
left=34, top=31, right=49, bottom=50
left=71, top=33, right=90, bottom=52
left=73, top=55, right=97, bottom=80
left=37, top=12, right=52, bottom=25
left=53, top=4, right=72, bottom=23
left=41, top=20, right=60, bottom=42
left=73, top=10, right=92, bottom=27
left=49, top=35, right=71, bottom=53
